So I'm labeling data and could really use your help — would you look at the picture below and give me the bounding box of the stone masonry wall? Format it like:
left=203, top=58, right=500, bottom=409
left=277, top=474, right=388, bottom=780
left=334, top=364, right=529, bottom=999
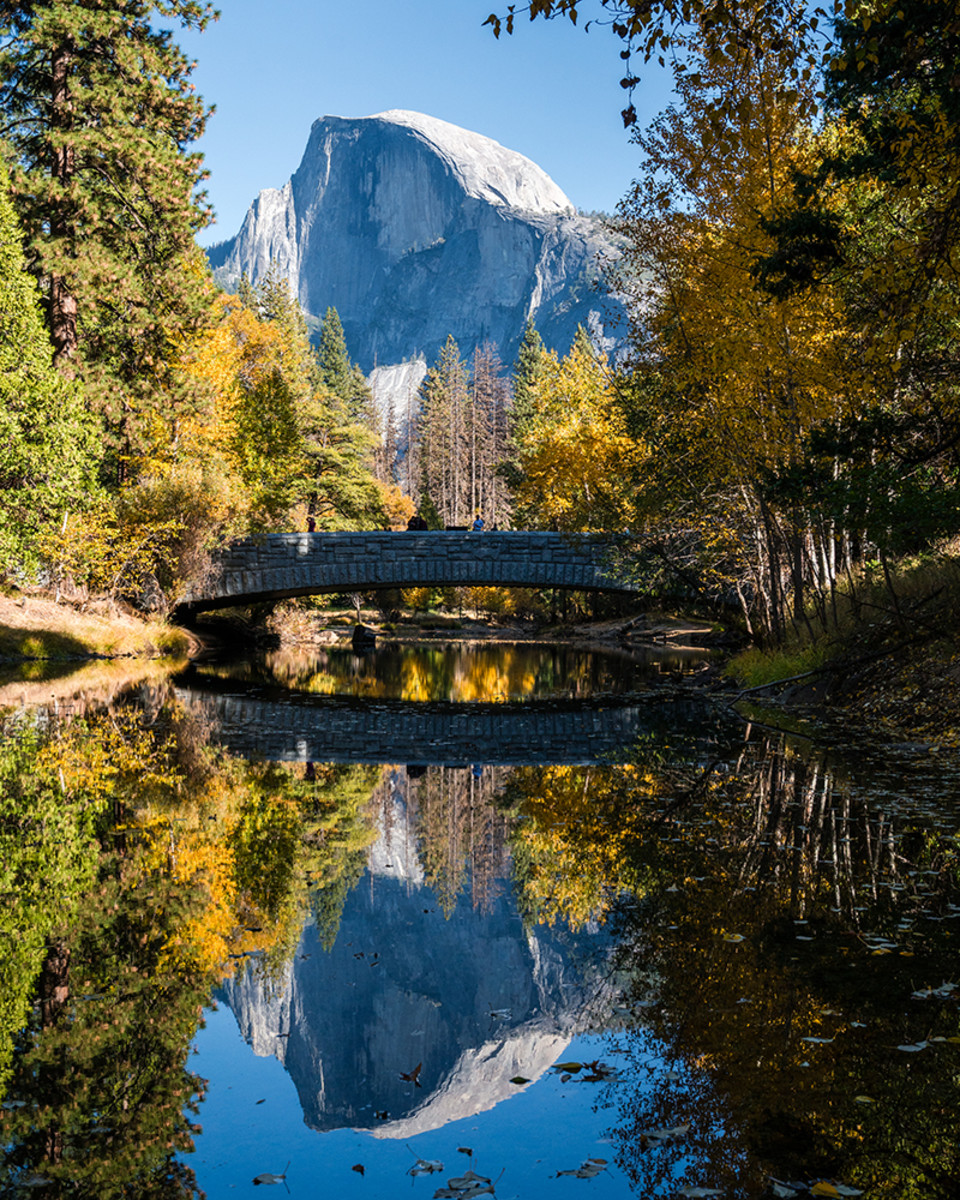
left=175, top=688, right=644, bottom=765
left=181, top=531, right=633, bottom=611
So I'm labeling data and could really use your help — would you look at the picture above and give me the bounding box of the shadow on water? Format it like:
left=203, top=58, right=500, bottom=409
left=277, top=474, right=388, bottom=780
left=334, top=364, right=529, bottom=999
left=0, top=642, right=957, bottom=1198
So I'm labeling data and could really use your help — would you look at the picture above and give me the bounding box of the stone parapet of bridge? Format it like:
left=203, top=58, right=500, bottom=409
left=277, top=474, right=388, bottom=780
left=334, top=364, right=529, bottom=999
left=175, top=687, right=645, bottom=765
left=179, top=531, right=635, bottom=613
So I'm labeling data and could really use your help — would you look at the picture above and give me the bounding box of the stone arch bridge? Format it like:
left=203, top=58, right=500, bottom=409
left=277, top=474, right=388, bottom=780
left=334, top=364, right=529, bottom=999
left=178, top=531, right=636, bottom=615
left=174, top=684, right=649, bottom=766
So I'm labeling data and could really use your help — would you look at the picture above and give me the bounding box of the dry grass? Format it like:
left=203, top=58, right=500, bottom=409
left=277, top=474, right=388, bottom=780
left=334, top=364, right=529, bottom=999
left=0, top=591, right=194, bottom=662
left=0, top=656, right=186, bottom=713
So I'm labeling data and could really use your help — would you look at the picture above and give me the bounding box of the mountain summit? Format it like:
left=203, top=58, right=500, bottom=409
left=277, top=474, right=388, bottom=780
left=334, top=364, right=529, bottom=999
left=209, top=110, right=622, bottom=382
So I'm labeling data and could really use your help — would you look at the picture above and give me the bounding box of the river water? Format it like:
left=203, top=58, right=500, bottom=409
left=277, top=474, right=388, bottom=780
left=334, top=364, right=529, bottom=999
left=0, top=641, right=958, bottom=1199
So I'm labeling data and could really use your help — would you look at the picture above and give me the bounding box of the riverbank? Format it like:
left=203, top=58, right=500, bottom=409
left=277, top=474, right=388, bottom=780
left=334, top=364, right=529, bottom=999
left=728, top=618, right=960, bottom=751
left=0, top=591, right=195, bottom=663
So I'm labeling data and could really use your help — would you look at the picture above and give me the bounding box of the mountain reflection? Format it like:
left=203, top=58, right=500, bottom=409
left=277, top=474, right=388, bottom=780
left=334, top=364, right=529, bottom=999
left=2, top=647, right=957, bottom=1199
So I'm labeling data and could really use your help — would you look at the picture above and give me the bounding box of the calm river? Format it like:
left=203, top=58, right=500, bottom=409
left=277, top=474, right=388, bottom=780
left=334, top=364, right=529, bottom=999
left=0, top=642, right=957, bottom=1199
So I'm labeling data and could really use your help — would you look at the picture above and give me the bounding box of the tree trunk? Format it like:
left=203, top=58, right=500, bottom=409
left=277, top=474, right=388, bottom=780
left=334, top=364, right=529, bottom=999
left=50, top=40, right=79, bottom=369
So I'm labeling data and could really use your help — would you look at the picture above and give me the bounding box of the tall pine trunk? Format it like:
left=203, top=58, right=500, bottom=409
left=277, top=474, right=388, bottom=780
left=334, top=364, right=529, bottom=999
left=50, top=38, right=78, bottom=370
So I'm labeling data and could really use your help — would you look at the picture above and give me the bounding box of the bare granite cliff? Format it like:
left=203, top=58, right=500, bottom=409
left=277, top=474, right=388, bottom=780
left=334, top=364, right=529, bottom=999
left=209, top=110, right=623, bottom=378
left=219, top=871, right=613, bottom=1134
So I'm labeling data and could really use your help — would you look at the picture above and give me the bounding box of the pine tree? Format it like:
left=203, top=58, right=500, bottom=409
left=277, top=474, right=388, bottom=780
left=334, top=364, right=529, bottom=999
left=501, top=319, right=547, bottom=498
left=469, top=343, right=511, bottom=526
left=511, top=319, right=545, bottom=445
left=571, top=323, right=596, bottom=359
left=0, top=159, right=99, bottom=574
left=316, top=307, right=354, bottom=400
left=418, top=336, right=470, bottom=527
left=0, top=0, right=215, bottom=475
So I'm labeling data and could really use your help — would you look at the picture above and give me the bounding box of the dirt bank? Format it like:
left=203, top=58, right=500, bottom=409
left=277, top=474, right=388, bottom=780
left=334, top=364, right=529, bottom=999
left=0, top=591, right=196, bottom=663
left=735, top=637, right=960, bottom=755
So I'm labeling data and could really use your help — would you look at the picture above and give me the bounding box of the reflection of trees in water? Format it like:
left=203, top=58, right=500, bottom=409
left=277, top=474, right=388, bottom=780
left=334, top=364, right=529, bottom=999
left=382, top=765, right=512, bottom=915
left=0, top=697, right=386, bottom=1198
left=256, top=642, right=641, bottom=702
left=593, top=736, right=960, bottom=1200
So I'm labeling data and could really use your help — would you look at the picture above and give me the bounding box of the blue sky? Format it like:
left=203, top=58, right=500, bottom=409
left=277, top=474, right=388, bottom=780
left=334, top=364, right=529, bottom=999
left=177, top=0, right=674, bottom=246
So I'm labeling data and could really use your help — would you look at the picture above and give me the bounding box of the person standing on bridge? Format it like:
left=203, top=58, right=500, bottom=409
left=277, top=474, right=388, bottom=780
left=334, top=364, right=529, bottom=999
left=472, top=513, right=484, bottom=532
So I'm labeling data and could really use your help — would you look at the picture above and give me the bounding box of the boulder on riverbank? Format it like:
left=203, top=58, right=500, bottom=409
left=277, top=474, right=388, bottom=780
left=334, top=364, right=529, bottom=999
left=351, top=623, right=377, bottom=650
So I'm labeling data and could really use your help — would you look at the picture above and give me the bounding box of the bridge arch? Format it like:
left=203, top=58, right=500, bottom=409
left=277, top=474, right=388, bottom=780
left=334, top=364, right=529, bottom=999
left=178, top=531, right=635, bottom=614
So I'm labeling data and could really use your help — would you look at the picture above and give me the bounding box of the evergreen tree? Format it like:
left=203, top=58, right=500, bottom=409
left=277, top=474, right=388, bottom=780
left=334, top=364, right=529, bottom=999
left=418, top=336, right=471, bottom=527
left=0, top=160, right=99, bottom=574
left=0, top=0, right=216, bottom=475
left=375, top=400, right=399, bottom=485
left=469, top=342, right=511, bottom=526
left=571, top=323, right=596, bottom=359
left=316, top=307, right=354, bottom=399
left=511, top=319, right=545, bottom=445
left=501, top=319, right=547, bottom=497
left=316, top=307, right=378, bottom=426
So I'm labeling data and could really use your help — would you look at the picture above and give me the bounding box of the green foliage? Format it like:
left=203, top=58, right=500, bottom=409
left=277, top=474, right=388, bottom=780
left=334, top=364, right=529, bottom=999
left=0, top=0, right=217, bottom=471
left=0, top=159, right=100, bottom=576
left=0, top=722, right=102, bottom=1093
left=725, top=643, right=831, bottom=689
left=232, top=369, right=305, bottom=520
left=510, top=319, right=544, bottom=445
left=316, top=307, right=354, bottom=398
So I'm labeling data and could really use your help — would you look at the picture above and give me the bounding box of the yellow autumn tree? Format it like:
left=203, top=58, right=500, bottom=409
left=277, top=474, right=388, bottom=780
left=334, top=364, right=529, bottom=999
left=614, top=24, right=869, bottom=640
left=512, top=334, right=646, bottom=532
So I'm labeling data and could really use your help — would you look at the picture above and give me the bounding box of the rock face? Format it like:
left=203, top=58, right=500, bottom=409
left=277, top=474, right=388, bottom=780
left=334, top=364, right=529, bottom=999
left=219, top=784, right=614, bottom=1135
left=220, top=875, right=610, bottom=1134
left=209, top=110, right=623, bottom=378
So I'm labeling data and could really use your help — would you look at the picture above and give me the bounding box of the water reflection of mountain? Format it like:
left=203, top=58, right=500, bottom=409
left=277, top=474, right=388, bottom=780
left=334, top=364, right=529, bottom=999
left=174, top=670, right=714, bottom=766
left=219, top=870, right=613, bottom=1136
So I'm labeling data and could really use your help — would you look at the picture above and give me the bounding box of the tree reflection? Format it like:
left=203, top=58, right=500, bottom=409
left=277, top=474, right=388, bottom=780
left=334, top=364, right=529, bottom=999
left=529, top=735, right=960, bottom=1199
left=0, top=697, right=384, bottom=1197
left=232, top=641, right=645, bottom=703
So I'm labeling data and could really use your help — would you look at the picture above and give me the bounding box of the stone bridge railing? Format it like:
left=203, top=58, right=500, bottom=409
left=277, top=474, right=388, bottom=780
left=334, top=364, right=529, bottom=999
left=175, top=686, right=647, bottom=766
left=177, top=531, right=635, bottom=614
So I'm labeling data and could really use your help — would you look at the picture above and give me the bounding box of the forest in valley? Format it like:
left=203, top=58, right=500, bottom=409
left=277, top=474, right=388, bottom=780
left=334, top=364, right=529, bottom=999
left=2, top=1, right=960, bottom=648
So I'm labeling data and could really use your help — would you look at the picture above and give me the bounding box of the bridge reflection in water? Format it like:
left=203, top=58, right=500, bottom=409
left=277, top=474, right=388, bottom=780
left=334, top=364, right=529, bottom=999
left=174, top=681, right=654, bottom=765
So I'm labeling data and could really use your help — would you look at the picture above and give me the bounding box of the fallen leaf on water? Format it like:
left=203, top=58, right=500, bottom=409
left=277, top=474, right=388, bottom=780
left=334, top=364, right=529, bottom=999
left=677, top=1188, right=724, bottom=1198
left=557, top=1158, right=607, bottom=1179
left=400, top=1061, right=423, bottom=1087
left=770, top=1184, right=799, bottom=1199
left=352, top=1163, right=365, bottom=1175
left=640, top=1124, right=690, bottom=1144
left=552, top=1061, right=583, bottom=1073
left=409, top=1158, right=444, bottom=1176
left=801, top=1037, right=834, bottom=1044
left=810, top=1183, right=861, bottom=1198
left=722, top=932, right=745, bottom=943
left=510, top=1076, right=530, bottom=1085
left=448, top=1171, right=492, bottom=1188
left=489, top=1008, right=511, bottom=1020
left=897, top=1041, right=928, bottom=1052
left=854, top=1095, right=874, bottom=1104
left=434, top=1170, right=495, bottom=1198
left=252, top=1161, right=290, bottom=1186
left=457, top=1147, right=473, bottom=1156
